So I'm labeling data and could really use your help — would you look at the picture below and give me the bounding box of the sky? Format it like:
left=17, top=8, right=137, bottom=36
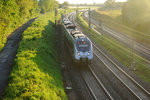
left=57, top=0, right=127, bottom=4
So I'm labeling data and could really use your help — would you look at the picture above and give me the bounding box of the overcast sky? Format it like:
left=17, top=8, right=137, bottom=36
left=57, top=0, right=127, bottom=4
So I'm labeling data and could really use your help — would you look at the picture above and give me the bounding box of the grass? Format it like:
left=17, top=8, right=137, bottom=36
left=3, top=12, right=68, bottom=100
left=77, top=12, right=150, bottom=84
left=0, top=14, right=38, bottom=52
left=91, top=9, right=150, bottom=47
left=96, top=9, right=122, bottom=19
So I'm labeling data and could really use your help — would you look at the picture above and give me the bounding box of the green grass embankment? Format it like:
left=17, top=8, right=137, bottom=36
left=91, top=9, right=150, bottom=47
left=77, top=12, right=150, bottom=84
left=0, top=15, right=38, bottom=52
left=3, top=12, right=67, bottom=100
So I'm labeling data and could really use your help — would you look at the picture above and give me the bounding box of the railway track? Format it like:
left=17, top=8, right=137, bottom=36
left=93, top=43, right=150, bottom=100
left=67, top=11, right=150, bottom=100
left=83, top=11, right=150, bottom=62
left=82, top=11, right=150, bottom=99
left=66, top=12, right=115, bottom=100
left=79, top=65, right=114, bottom=100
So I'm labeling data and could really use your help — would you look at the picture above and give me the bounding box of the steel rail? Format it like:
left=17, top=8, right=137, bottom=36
left=88, top=65, right=114, bottom=100
left=93, top=44, right=150, bottom=100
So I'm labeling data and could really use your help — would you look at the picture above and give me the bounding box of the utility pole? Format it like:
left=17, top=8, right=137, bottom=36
left=99, top=19, right=102, bottom=29
left=75, top=5, right=78, bottom=23
left=129, top=32, right=136, bottom=70
left=61, top=13, right=64, bottom=22
left=99, top=19, right=103, bottom=45
left=64, top=8, right=66, bottom=17
left=76, top=5, right=78, bottom=15
left=88, top=8, right=91, bottom=29
left=55, top=8, right=58, bottom=27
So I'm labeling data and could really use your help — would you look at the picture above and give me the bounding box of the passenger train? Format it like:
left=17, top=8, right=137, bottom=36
left=62, top=17, right=93, bottom=64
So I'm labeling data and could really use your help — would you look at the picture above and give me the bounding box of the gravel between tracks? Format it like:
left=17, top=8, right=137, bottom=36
left=56, top=24, right=94, bottom=100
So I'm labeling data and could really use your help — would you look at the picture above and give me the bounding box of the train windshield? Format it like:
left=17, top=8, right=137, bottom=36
left=76, top=39, right=90, bottom=52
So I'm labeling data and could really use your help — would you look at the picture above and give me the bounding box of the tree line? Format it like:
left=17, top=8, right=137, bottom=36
left=104, top=0, right=150, bottom=33
left=122, top=0, right=150, bottom=32
left=104, top=0, right=124, bottom=9
left=0, top=0, right=59, bottom=50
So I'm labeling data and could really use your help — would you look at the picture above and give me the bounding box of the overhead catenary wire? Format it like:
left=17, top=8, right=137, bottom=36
left=76, top=19, right=150, bottom=70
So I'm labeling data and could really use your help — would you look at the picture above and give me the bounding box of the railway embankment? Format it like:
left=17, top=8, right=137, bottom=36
left=1, top=13, right=67, bottom=100
left=76, top=12, right=150, bottom=89
left=0, top=18, right=36, bottom=96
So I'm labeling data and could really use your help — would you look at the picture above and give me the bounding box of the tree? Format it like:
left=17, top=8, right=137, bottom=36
left=104, top=0, right=116, bottom=8
left=0, top=0, right=39, bottom=50
left=0, top=1, right=3, bottom=14
left=122, top=0, right=150, bottom=33
left=62, top=1, right=69, bottom=9
left=39, top=0, right=58, bottom=13
left=122, top=0, right=150, bottom=24
left=54, top=0, right=59, bottom=8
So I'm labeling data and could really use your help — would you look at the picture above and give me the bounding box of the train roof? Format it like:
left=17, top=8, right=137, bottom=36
left=74, top=34, right=86, bottom=38
left=66, top=24, right=76, bottom=29
left=64, top=21, right=72, bottom=25
left=63, top=18, right=69, bottom=21
left=71, top=30, right=82, bottom=35
left=63, top=18, right=89, bottom=41
left=68, top=29, right=87, bottom=40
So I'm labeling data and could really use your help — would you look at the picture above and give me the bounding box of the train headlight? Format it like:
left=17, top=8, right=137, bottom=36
left=88, top=52, right=90, bottom=56
left=77, top=52, right=80, bottom=56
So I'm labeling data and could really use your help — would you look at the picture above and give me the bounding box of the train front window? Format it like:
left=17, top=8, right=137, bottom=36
left=76, top=39, right=90, bottom=52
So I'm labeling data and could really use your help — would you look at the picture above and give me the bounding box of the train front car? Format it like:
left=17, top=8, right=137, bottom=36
left=74, top=37, right=93, bottom=64
left=62, top=17, right=93, bottom=65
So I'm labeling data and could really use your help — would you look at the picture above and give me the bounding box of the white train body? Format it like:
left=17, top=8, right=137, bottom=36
left=62, top=18, right=93, bottom=64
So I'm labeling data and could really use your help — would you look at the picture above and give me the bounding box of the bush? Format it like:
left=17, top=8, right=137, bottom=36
left=3, top=13, right=67, bottom=100
left=0, top=0, right=39, bottom=51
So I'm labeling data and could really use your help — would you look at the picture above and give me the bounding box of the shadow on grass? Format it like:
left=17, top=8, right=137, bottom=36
left=3, top=18, right=66, bottom=99
left=22, top=20, right=61, bottom=86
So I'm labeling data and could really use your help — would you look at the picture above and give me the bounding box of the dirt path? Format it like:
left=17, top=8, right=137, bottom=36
left=0, top=18, right=36, bottom=97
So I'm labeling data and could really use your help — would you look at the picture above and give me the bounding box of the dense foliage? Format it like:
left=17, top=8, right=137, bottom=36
left=39, top=0, right=59, bottom=13
left=0, top=0, right=59, bottom=51
left=61, top=1, right=69, bottom=9
left=103, top=0, right=124, bottom=10
left=0, top=0, right=39, bottom=51
left=122, top=0, right=150, bottom=32
left=3, top=12, right=67, bottom=100
left=104, top=0, right=116, bottom=8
